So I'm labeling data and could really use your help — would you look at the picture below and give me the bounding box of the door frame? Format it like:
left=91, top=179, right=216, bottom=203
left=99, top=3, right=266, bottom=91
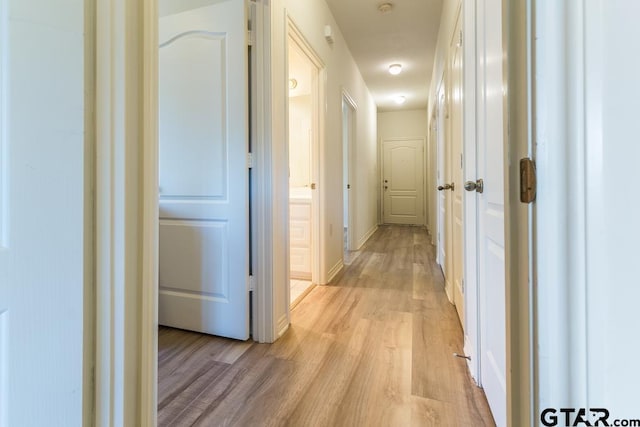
left=94, top=0, right=159, bottom=424
left=341, top=89, right=357, bottom=253
left=93, top=0, right=276, bottom=424
left=285, top=16, right=325, bottom=295
left=92, top=0, right=535, bottom=424
left=380, top=137, right=426, bottom=226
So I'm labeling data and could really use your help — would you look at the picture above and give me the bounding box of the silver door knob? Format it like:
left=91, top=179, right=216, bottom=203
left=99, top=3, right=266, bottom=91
left=438, top=183, right=454, bottom=191
left=464, top=179, right=484, bottom=193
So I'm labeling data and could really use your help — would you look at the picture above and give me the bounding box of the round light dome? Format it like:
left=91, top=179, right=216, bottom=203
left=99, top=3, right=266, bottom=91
left=388, top=64, right=402, bottom=75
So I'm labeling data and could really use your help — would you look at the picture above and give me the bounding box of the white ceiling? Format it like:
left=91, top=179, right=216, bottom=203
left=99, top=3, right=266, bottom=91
left=324, top=0, right=443, bottom=112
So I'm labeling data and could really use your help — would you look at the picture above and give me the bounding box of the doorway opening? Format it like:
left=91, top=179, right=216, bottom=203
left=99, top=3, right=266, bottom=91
left=286, top=24, right=322, bottom=307
left=341, top=92, right=356, bottom=264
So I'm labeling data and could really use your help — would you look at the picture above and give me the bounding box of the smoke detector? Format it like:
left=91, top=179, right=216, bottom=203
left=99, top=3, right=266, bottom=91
left=378, top=2, right=394, bottom=13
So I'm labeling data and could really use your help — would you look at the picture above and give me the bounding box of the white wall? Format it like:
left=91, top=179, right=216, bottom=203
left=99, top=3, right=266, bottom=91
left=270, top=0, right=379, bottom=333
left=377, top=109, right=428, bottom=141
left=428, top=0, right=460, bottom=118
left=426, top=0, right=460, bottom=242
left=289, top=95, right=312, bottom=187
left=377, top=109, right=429, bottom=226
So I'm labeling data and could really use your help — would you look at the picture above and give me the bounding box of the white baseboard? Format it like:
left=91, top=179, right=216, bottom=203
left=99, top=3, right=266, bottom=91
left=464, top=335, right=479, bottom=385
left=357, top=224, right=378, bottom=249
left=326, top=259, right=344, bottom=284
left=277, top=313, right=289, bottom=338
left=445, top=279, right=454, bottom=304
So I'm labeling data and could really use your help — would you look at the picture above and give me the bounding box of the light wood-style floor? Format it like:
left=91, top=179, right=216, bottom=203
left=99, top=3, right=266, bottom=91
left=158, top=225, right=496, bottom=427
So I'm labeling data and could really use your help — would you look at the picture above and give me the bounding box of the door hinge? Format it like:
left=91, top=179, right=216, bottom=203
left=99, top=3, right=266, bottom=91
left=461, top=278, right=465, bottom=293
left=247, top=1, right=256, bottom=46
left=519, top=158, right=536, bottom=203
left=248, top=152, right=255, bottom=169
left=249, top=275, right=255, bottom=291
left=458, top=30, right=463, bottom=47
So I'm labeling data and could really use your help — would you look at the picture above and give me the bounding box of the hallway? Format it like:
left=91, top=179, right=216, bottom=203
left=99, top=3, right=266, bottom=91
left=158, top=225, right=495, bottom=426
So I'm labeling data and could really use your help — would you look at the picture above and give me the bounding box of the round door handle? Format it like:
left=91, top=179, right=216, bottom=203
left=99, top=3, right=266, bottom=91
left=464, top=181, right=477, bottom=191
left=464, top=179, right=484, bottom=193
left=438, top=183, right=454, bottom=191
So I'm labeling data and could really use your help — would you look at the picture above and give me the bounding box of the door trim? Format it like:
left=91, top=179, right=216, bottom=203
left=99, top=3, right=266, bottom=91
left=94, top=0, right=158, bottom=424
left=533, top=0, right=589, bottom=418
left=341, top=88, right=357, bottom=253
left=95, top=1, right=276, bottom=425
left=504, top=0, right=534, bottom=425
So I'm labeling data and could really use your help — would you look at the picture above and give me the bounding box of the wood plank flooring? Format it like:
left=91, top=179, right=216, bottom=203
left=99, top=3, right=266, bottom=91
left=158, top=225, right=496, bottom=427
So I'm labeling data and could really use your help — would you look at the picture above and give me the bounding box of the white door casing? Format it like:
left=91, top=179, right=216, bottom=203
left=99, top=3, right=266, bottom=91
left=382, top=138, right=425, bottom=225
left=342, top=91, right=356, bottom=253
left=535, top=0, right=640, bottom=419
left=477, top=0, right=507, bottom=424
left=158, top=0, right=250, bottom=340
left=0, top=1, right=86, bottom=425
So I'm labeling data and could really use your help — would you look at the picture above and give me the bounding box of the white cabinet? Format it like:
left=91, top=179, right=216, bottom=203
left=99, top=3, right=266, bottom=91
left=290, top=201, right=312, bottom=279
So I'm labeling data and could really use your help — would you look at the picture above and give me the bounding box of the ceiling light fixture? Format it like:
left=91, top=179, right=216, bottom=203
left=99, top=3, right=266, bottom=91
left=289, top=78, right=298, bottom=89
left=394, top=95, right=406, bottom=105
left=388, top=63, right=402, bottom=75
left=378, top=2, right=394, bottom=13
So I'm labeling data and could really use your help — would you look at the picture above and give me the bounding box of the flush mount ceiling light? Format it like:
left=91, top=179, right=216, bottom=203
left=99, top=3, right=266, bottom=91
left=388, top=63, right=402, bottom=75
left=394, top=95, right=406, bottom=105
left=289, top=78, right=298, bottom=89
left=378, top=2, right=394, bottom=13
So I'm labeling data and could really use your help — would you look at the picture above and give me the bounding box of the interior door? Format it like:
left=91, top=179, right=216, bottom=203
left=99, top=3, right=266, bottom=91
left=477, top=0, right=507, bottom=423
left=382, top=139, right=425, bottom=225
left=158, top=0, right=250, bottom=340
left=436, top=87, right=446, bottom=268
left=0, top=2, right=86, bottom=424
left=450, top=13, right=465, bottom=326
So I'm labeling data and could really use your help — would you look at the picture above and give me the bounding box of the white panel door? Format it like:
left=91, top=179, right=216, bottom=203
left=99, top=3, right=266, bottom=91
left=436, top=88, right=447, bottom=268
left=477, top=0, right=506, bottom=424
left=450, top=13, right=465, bottom=326
left=158, top=0, right=249, bottom=340
left=383, top=139, right=425, bottom=225
left=0, top=1, right=85, bottom=424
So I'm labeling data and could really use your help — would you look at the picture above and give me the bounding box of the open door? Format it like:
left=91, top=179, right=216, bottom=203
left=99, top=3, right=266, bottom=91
left=476, top=0, right=507, bottom=423
left=158, top=0, right=250, bottom=340
left=449, top=11, right=465, bottom=326
left=0, top=3, right=86, bottom=424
